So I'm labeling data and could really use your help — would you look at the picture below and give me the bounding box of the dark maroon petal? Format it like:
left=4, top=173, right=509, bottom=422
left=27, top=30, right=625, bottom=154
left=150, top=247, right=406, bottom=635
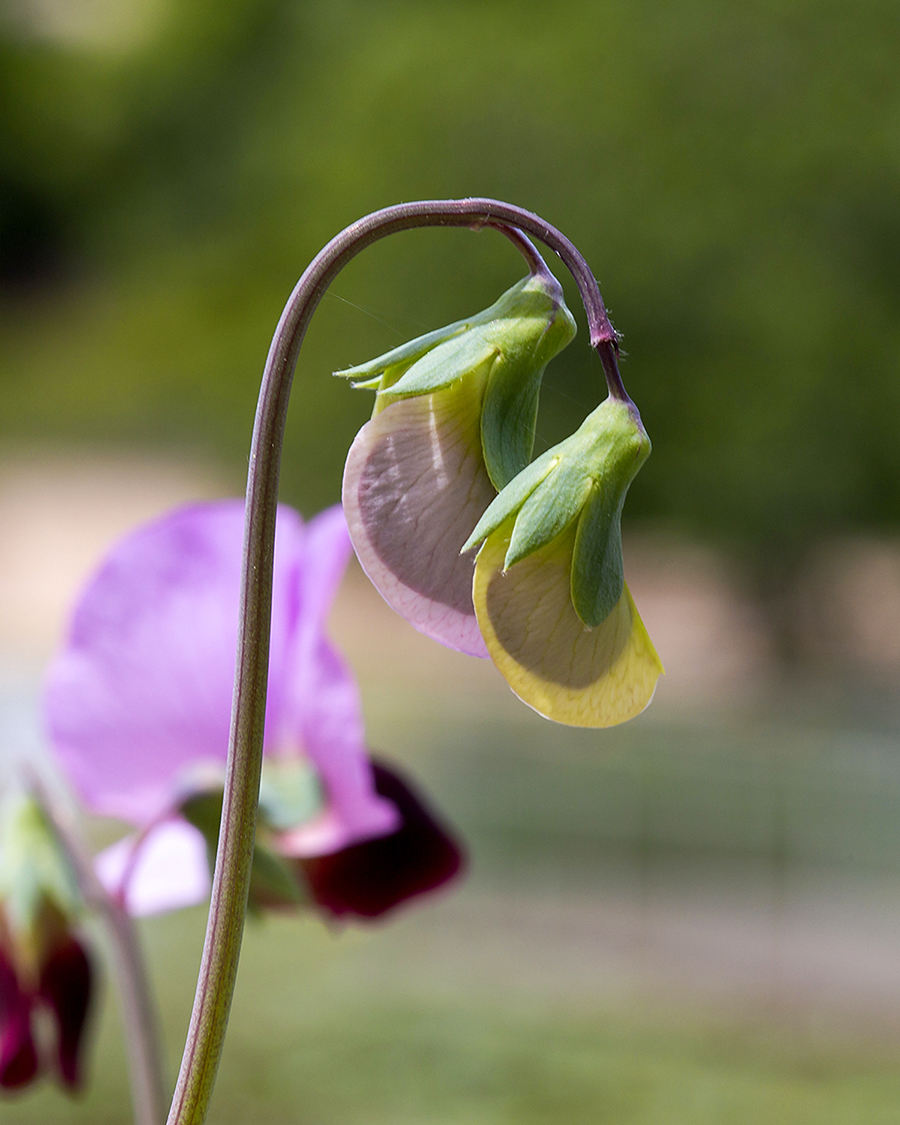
left=300, top=760, right=465, bottom=920
left=0, top=950, right=38, bottom=1090
left=38, top=937, right=93, bottom=1090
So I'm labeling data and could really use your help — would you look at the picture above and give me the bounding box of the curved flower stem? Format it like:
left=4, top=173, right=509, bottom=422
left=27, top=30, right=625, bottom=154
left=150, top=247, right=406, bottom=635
left=33, top=780, right=168, bottom=1125
left=492, top=225, right=552, bottom=279
left=166, top=198, right=625, bottom=1125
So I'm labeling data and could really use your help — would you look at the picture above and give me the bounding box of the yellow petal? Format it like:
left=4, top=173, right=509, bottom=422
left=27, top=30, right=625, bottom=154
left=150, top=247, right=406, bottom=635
left=473, top=520, right=663, bottom=727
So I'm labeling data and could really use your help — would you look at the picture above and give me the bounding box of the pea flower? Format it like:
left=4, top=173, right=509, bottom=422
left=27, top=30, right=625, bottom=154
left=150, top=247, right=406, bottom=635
left=43, top=501, right=463, bottom=922
left=0, top=793, right=93, bottom=1091
left=463, top=397, right=664, bottom=727
left=340, top=271, right=576, bottom=657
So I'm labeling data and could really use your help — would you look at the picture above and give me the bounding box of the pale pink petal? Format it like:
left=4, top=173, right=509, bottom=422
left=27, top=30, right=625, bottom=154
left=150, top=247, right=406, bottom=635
left=342, top=389, right=493, bottom=658
left=43, top=501, right=302, bottom=824
left=95, top=820, right=210, bottom=916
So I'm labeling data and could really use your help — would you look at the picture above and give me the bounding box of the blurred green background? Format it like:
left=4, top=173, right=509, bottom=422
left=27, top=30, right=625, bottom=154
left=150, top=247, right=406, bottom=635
left=3, top=0, right=899, bottom=555
left=3, top=0, right=900, bottom=1120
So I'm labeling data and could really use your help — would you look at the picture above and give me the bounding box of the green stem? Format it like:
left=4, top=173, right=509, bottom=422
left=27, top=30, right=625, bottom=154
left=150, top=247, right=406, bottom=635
left=103, top=898, right=170, bottom=1125
left=165, top=198, right=624, bottom=1125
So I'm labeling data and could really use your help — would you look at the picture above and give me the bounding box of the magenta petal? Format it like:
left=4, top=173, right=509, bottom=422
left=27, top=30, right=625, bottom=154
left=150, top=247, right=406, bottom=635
left=300, top=505, right=355, bottom=635
left=95, top=821, right=211, bottom=916
left=272, top=513, right=399, bottom=854
left=0, top=951, right=38, bottom=1090
left=44, top=502, right=247, bottom=822
left=299, top=760, right=464, bottom=920
left=43, top=501, right=308, bottom=824
left=275, top=636, right=399, bottom=855
left=39, top=937, right=92, bottom=1090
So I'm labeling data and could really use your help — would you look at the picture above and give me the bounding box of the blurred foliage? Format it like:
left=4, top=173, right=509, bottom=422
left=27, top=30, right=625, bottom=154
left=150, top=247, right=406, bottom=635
left=1, top=0, right=899, bottom=573
left=8, top=701, right=900, bottom=1122
left=10, top=916, right=900, bottom=1125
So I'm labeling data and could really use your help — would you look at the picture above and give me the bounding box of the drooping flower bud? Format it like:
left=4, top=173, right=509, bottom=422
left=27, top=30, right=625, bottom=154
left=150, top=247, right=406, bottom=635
left=463, top=397, right=663, bottom=727
left=0, top=793, right=93, bottom=1092
left=340, top=271, right=576, bottom=656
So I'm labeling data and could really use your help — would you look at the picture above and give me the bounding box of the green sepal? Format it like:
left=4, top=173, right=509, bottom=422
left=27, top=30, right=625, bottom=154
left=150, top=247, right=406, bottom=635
left=0, top=794, right=82, bottom=936
left=379, top=272, right=570, bottom=405
left=336, top=320, right=472, bottom=417
left=480, top=360, right=543, bottom=490
left=480, top=282, right=576, bottom=489
left=349, top=374, right=384, bottom=391
left=180, top=786, right=309, bottom=913
left=500, top=404, right=639, bottom=569
left=385, top=333, right=498, bottom=398
left=462, top=449, right=558, bottom=553
left=336, top=271, right=577, bottom=477
left=465, top=396, right=651, bottom=625
left=245, top=842, right=308, bottom=913
left=464, top=416, right=604, bottom=560
left=506, top=460, right=593, bottom=569
left=335, top=320, right=469, bottom=384
left=179, top=788, right=223, bottom=845
left=257, top=758, right=324, bottom=831
left=571, top=486, right=627, bottom=627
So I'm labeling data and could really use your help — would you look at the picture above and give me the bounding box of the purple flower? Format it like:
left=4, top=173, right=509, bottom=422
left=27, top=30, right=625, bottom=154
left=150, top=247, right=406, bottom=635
left=0, top=795, right=93, bottom=1093
left=0, top=934, right=93, bottom=1091
left=43, top=501, right=463, bottom=922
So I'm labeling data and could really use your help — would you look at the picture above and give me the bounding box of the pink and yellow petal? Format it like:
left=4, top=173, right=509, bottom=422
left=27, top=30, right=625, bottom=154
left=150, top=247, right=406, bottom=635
left=473, top=521, right=663, bottom=727
left=342, top=375, right=495, bottom=657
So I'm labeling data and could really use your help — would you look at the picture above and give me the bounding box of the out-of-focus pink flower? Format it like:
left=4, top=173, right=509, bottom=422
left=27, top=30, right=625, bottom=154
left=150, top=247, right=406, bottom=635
left=0, top=795, right=93, bottom=1093
left=299, top=760, right=463, bottom=919
left=0, top=934, right=93, bottom=1092
left=43, top=501, right=463, bottom=922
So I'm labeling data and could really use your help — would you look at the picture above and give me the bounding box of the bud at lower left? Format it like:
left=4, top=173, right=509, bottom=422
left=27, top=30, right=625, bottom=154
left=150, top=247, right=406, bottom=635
left=0, top=793, right=93, bottom=1092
